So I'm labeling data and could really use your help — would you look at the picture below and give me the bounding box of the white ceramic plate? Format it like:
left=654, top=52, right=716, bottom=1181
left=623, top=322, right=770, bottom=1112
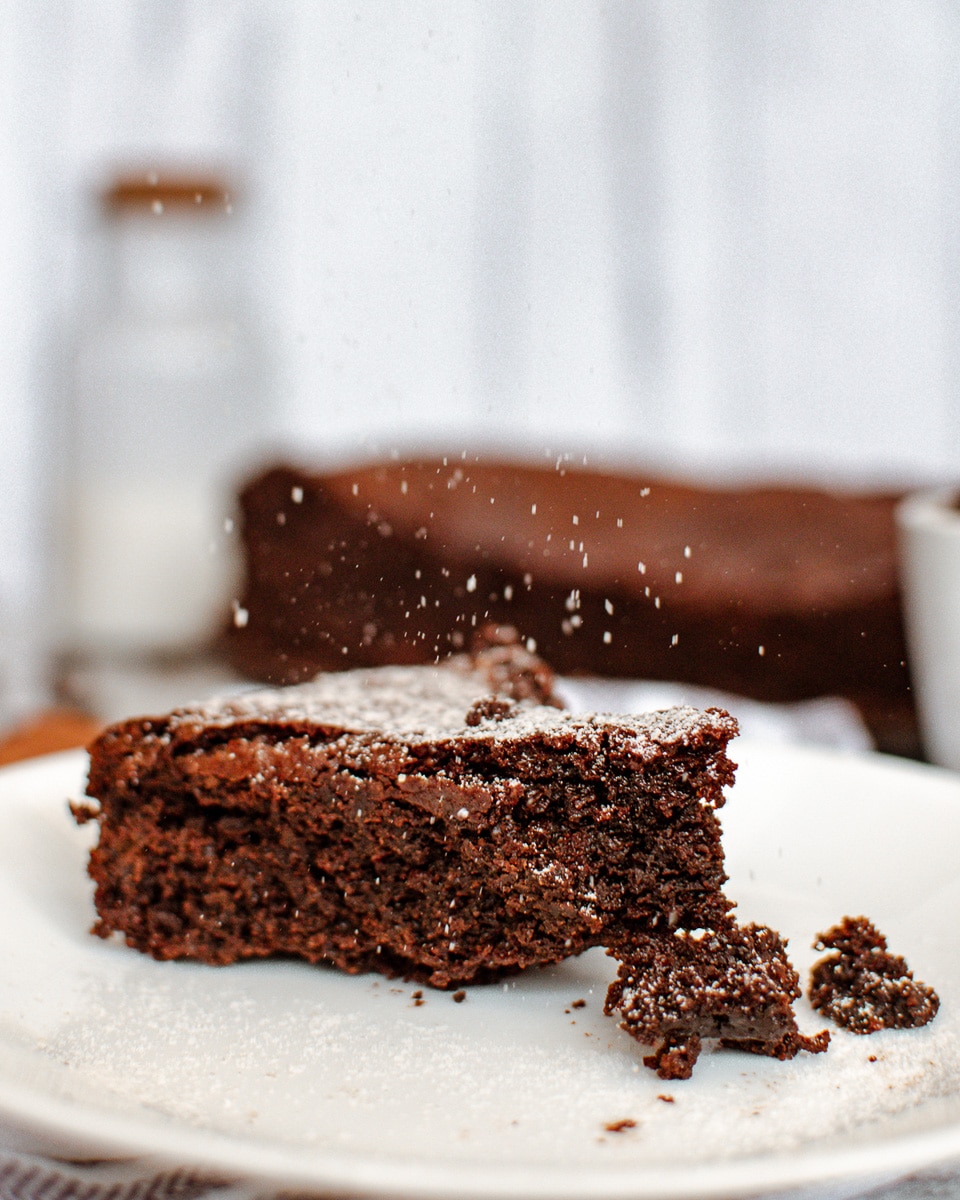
left=0, top=743, right=959, bottom=1200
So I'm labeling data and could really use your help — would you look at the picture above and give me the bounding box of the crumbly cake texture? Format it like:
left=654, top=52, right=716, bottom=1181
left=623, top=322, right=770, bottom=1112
left=76, top=644, right=742, bottom=992
left=809, top=916, right=940, bottom=1034
left=604, top=924, right=830, bottom=1080
left=225, top=460, right=913, bottom=755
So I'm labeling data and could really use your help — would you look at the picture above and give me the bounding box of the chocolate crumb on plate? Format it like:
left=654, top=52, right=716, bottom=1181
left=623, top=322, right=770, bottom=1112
left=809, top=915, right=940, bottom=1034
left=605, top=923, right=830, bottom=1080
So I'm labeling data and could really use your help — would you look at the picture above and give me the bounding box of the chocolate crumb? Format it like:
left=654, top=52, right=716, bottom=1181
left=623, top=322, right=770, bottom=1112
left=657, top=1094, right=675, bottom=1104
left=69, top=799, right=99, bottom=825
left=644, top=1033, right=702, bottom=1081
left=606, top=923, right=829, bottom=1080
left=464, top=696, right=515, bottom=726
left=809, top=916, right=940, bottom=1034
left=452, top=989, right=467, bottom=1003
left=571, top=998, right=586, bottom=1009
left=604, top=1119, right=636, bottom=1133
left=411, top=989, right=424, bottom=1007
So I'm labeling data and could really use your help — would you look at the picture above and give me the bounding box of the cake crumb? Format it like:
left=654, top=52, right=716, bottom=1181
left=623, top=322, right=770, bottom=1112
left=571, top=998, right=586, bottom=1009
left=452, top=989, right=466, bottom=1003
left=657, top=1094, right=675, bottom=1104
left=606, top=923, right=829, bottom=1080
left=809, top=916, right=940, bottom=1034
left=604, top=1119, right=637, bottom=1133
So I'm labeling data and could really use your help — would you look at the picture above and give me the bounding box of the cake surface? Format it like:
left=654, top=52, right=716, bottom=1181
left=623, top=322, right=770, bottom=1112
left=77, top=645, right=740, bottom=989
left=225, top=460, right=913, bottom=755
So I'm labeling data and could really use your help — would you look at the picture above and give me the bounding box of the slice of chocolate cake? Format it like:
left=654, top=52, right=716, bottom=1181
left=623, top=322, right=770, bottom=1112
left=76, top=644, right=740, bottom=991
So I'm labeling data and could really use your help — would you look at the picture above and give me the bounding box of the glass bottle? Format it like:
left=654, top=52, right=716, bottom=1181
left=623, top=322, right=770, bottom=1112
left=61, top=171, right=265, bottom=665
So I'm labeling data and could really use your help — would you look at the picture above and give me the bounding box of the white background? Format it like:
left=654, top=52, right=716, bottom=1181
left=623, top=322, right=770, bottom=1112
left=3, top=0, right=960, bottom=716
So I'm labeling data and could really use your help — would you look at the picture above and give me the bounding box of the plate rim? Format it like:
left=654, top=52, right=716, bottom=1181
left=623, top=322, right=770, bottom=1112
left=2, top=1062, right=960, bottom=1200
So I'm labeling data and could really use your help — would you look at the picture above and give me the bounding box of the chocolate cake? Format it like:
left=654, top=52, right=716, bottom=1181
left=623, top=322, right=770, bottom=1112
left=75, top=641, right=832, bottom=1073
left=77, top=639, right=743, bottom=982
left=225, top=460, right=913, bottom=755
left=605, top=924, right=830, bottom=1079
left=809, top=916, right=940, bottom=1034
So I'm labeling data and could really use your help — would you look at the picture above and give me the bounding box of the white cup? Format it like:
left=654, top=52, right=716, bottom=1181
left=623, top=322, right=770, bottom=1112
left=896, top=487, right=960, bottom=769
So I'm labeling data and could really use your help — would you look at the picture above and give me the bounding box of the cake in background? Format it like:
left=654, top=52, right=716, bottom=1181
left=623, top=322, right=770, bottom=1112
left=224, top=458, right=914, bottom=757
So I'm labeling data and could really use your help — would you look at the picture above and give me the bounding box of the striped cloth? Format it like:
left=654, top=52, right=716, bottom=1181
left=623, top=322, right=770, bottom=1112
left=0, top=1149, right=243, bottom=1200
left=3, top=1142, right=960, bottom=1200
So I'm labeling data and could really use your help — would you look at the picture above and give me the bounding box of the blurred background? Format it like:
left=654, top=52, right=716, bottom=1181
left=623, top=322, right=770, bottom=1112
left=2, top=0, right=960, bottom=749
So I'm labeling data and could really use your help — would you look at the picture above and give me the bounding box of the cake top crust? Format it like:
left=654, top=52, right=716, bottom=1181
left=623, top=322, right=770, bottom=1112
left=246, top=460, right=899, bottom=614
left=166, top=659, right=737, bottom=749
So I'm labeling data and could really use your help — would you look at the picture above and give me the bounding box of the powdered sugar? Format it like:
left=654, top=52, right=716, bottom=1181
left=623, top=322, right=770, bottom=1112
left=167, top=660, right=736, bottom=750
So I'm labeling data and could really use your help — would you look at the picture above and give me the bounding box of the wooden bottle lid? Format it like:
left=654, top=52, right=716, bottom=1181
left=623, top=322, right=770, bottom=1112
left=102, top=172, right=234, bottom=214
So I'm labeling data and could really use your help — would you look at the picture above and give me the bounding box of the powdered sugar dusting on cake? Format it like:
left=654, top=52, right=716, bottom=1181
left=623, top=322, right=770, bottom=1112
left=168, top=661, right=736, bottom=748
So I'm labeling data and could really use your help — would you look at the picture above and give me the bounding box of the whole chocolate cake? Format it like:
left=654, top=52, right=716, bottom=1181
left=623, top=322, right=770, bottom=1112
left=225, top=460, right=913, bottom=754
